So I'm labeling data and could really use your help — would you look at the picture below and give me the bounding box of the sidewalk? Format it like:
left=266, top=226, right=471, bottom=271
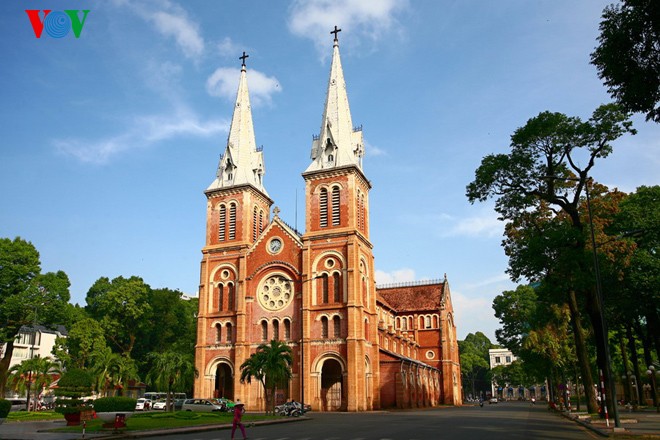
left=562, top=406, right=660, bottom=437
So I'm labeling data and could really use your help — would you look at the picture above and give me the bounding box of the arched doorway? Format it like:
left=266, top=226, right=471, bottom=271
left=321, top=359, right=343, bottom=411
left=214, top=363, right=233, bottom=399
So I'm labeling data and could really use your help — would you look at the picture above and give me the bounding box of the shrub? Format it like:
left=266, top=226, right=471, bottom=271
left=0, top=399, right=11, bottom=418
left=55, top=368, right=93, bottom=399
left=93, top=397, right=137, bottom=413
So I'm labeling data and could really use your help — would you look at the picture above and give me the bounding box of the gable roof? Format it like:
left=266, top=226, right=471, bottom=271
left=376, top=280, right=446, bottom=313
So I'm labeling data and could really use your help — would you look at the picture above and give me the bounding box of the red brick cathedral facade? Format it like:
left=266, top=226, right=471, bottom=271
left=194, top=34, right=462, bottom=411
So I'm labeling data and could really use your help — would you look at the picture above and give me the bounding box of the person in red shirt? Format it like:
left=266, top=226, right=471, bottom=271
left=231, top=399, right=247, bottom=440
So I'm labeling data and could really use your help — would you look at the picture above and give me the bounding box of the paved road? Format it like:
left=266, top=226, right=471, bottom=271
left=159, top=402, right=598, bottom=440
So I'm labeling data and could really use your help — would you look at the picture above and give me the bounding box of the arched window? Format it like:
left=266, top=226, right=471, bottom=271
left=333, top=316, right=341, bottom=338
left=259, top=210, right=264, bottom=234
left=273, top=320, right=280, bottom=341
left=322, top=274, right=329, bottom=304
left=332, top=272, right=340, bottom=302
left=226, top=323, right=232, bottom=343
left=319, top=188, right=328, bottom=228
left=284, top=319, right=291, bottom=340
left=229, top=203, right=237, bottom=240
left=215, top=324, right=222, bottom=343
left=218, top=205, right=226, bottom=241
left=218, top=284, right=224, bottom=311
left=321, top=317, right=328, bottom=339
left=261, top=321, right=268, bottom=341
left=425, top=316, right=432, bottom=329
left=331, top=186, right=340, bottom=226
left=401, top=318, right=407, bottom=331
left=252, top=207, right=258, bottom=241
left=227, top=283, right=235, bottom=311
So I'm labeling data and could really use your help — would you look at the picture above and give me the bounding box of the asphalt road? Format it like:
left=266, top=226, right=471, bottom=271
left=158, top=401, right=598, bottom=440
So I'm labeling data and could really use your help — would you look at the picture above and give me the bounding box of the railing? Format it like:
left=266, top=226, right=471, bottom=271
left=376, top=279, right=443, bottom=289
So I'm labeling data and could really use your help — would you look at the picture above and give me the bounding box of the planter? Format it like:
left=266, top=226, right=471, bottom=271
left=62, top=410, right=95, bottom=426
left=96, top=411, right=134, bottom=429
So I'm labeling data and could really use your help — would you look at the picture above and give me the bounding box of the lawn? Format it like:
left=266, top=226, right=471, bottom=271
left=33, top=411, right=283, bottom=433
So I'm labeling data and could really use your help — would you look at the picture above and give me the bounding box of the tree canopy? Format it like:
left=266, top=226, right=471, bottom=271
left=591, top=0, right=660, bottom=122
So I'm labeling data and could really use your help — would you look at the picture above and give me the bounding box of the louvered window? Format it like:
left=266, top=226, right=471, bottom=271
left=216, top=324, right=222, bottom=342
left=228, top=283, right=235, bottom=310
left=218, top=205, right=226, bottom=241
left=261, top=321, right=268, bottom=341
left=229, top=203, right=236, bottom=240
left=333, top=273, right=341, bottom=302
left=273, top=320, right=280, bottom=341
left=332, top=186, right=340, bottom=226
left=320, top=188, right=328, bottom=227
left=259, top=210, right=263, bottom=234
left=321, top=317, right=328, bottom=338
left=284, top=320, right=291, bottom=340
left=333, top=316, right=341, bottom=338
left=322, top=274, right=329, bottom=304
left=253, top=207, right=258, bottom=241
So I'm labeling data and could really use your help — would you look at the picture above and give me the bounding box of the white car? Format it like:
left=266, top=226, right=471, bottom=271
left=181, top=398, right=225, bottom=412
left=152, top=400, right=167, bottom=410
left=489, top=397, right=499, bottom=404
left=135, top=398, right=152, bottom=411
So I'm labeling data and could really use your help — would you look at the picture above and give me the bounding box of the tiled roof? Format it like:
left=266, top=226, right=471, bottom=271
left=377, top=282, right=444, bottom=312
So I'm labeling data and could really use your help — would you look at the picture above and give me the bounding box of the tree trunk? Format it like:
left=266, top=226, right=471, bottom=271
left=0, top=340, right=16, bottom=396
left=619, top=332, right=632, bottom=404
left=627, top=325, right=643, bottom=405
left=567, top=289, right=599, bottom=413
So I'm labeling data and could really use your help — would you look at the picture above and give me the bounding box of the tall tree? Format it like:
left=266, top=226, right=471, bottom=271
left=0, top=237, right=70, bottom=396
left=466, top=104, right=635, bottom=417
left=239, top=340, right=293, bottom=414
left=7, top=355, right=60, bottom=410
left=591, top=0, right=660, bottom=122
left=146, top=351, right=197, bottom=411
left=85, top=276, right=152, bottom=355
left=458, top=332, right=495, bottom=399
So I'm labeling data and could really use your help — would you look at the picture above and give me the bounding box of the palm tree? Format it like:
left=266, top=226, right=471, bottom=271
left=239, top=340, right=293, bottom=414
left=7, top=356, right=60, bottom=410
left=91, top=346, right=121, bottom=396
left=146, top=350, right=197, bottom=411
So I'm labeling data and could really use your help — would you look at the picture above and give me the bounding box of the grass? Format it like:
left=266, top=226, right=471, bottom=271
left=42, top=410, right=282, bottom=433
left=6, top=411, right=64, bottom=422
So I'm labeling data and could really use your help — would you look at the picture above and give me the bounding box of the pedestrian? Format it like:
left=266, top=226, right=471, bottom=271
left=231, top=399, right=247, bottom=440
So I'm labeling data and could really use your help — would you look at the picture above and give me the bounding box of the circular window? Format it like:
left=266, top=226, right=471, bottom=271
left=325, top=258, right=335, bottom=268
left=257, top=275, right=293, bottom=311
left=221, top=270, right=230, bottom=279
left=426, top=350, right=435, bottom=360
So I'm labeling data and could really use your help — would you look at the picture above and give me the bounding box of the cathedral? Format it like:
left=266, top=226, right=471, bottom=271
left=194, top=30, right=462, bottom=411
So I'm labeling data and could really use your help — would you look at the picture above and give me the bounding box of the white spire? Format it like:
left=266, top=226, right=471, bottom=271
left=207, top=53, right=268, bottom=196
left=305, top=28, right=364, bottom=173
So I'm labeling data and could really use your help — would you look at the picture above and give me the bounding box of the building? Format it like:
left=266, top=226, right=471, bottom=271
left=194, top=31, right=461, bottom=411
left=488, top=348, right=517, bottom=399
left=0, top=325, right=67, bottom=371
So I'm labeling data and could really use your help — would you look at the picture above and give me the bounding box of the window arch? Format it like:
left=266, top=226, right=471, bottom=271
left=273, top=319, right=280, bottom=341
left=227, top=283, right=235, bottom=311
left=218, top=284, right=224, bottom=311
left=226, top=323, right=232, bottom=343
left=218, top=205, right=226, bottom=241
left=333, top=316, right=341, bottom=338
left=284, top=319, right=291, bottom=340
left=261, top=321, right=268, bottom=341
left=215, top=323, right=222, bottom=343
left=319, top=188, right=328, bottom=228
left=321, top=317, right=329, bottom=338
left=229, top=203, right=237, bottom=240
left=321, top=274, right=329, bottom=304
left=332, top=272, right=341, bottom=302
left=331, top=186, right=340, bottom=226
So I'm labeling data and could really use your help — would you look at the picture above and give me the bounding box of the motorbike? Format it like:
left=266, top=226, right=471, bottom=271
left=275, top=400, right=309, bottom=417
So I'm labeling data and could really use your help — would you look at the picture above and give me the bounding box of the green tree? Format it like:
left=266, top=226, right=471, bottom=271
left=85, top=276, right=152, bottom=355
left=146, top=351, right=197, bottom=411
left=7, top=356, right=60, bottom=410
left=466, top=104, right=635, bottom=415
left=458, top=332, right=496, bottom=399
left=53, top=317, right=107, bottom=370
left=591, top=0, right=660, bottom=122
left=0, top=237, right=70, bottom=396
left=239, top=340, right=293, bottom=414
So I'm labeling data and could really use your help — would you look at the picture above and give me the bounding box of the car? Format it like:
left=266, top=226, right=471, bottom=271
left=489, top=397, right=499, bottom=404
left=181, top=398, right=225, bottom=412
left=212, top=397, right=235, bottom=411
left=152, top=399, right=167, bottom=410
left=135, top=398, right=152, bottom=411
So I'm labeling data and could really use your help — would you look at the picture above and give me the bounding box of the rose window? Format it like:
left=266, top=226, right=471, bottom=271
left=258, top=275, right=293, bottom=311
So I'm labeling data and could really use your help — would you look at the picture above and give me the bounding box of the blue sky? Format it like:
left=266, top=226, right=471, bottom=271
left=1, top=1, right=658, bottom=342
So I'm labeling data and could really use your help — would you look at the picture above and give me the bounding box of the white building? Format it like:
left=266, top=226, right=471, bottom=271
left=0, top=325, right=67, bottom=371
left=488, top=348, right=517, bottom=398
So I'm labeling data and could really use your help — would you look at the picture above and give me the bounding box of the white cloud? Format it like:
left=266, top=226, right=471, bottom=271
left=54, top=111, right=228, bottom=164
left=374, top=268, right=416, bottom=285
left=365, top=139, right=386, bottom=156
left=451, top=290, right=498, bottom=342
left=206, top=68, right=282, bottom=107
left=444, top=213, right=504, bottom=238
left=217, top=37, right=240, bottom=58
left=119, top=0, right=205, bottom=60
left=288, top=0, right=408, bottom=57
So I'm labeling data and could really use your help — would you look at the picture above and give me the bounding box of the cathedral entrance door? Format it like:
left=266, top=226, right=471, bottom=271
left=321, top=359, right=343, bottom=411
left=215, top=363, right=233, bottom=400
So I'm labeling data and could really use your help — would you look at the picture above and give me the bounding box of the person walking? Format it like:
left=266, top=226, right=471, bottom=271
left=231, top=399, right=247, bottom=440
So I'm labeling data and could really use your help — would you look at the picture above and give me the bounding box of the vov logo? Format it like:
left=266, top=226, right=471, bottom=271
left=25, top=10, right=90, bottom=39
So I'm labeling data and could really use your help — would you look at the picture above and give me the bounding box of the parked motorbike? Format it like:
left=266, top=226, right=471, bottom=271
left=275, top=400, right=309, bottom=417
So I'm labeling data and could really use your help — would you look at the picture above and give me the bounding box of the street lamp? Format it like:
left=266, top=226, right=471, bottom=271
left=647, top=365, right=660, bottom=412
left=545, top=175, right=620, bottom=427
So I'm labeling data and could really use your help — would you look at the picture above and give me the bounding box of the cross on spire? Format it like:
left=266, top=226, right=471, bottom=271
left=331, top=25, right=341, bottom=42
left=239, top=51, right=249, bottom=67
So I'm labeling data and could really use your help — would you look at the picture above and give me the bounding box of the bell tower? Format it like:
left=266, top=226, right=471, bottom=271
left=195, top=53, right=273, bottom=399
left=301, top=27, right=380, bottom=411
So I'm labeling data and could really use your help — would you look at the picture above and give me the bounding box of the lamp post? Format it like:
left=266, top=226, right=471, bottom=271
left=647, top=365, right=660, bottom=412
left=545, top=175, right=620, bottom=427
